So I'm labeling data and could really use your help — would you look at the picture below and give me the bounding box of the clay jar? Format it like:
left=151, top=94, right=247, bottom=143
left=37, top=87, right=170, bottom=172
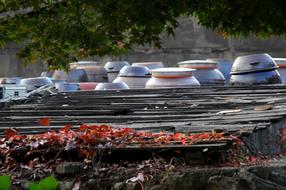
left=52, top=69, right=88, bottom=82
left=55, top=83, right=80, bottom=92
left=104, top=61, right=130, bottom=82
left=230, top=54, right=281, bottom=86
left=206, top=58, right=233, bottom=84
left=273, top=58, right=286, bottom=84
left=132, top=62, right=164, bottom=70
left=69, top=61, right=101, bottom=69
left=76, top=66, right=108, bottom=82
left=95, top=82, right=129, bottom=90
left=178, top=60, right=225, bottom=86
left=113, top=66, right=151, bottom=89
left=20, top=77, right=53, bottom=91
left=145, top=67, right=200, bottom=88
left=0, top=77, right=21, bottom=85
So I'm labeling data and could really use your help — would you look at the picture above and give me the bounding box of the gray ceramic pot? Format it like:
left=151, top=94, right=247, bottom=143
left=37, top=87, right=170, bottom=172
left=76, top=66, right=108, bottom=82
left=95, top=82, right=129, bottom=90
left=178, top=60, right=225, bottom=86
left=274, top=58, right=286, bottom=84
left=230, top=54, right=281, bottom=85
left=55, top=83, right=80, bottom=92
left=207, top=58, right=233, bottom=83
left=230, top=70, right=282, bottom=86
left=231, top=53, right=278, bottom=74
left=105, top=61, right=130, bottom=82
left=20, top=77, right=53, bottom=91
left=0, top=77, right=21, bottom=85
left=132, top=62, right=164, bottom=70
left=69, top=61, right=101, bottom=69
left=113, top=66, right=151, bottom=88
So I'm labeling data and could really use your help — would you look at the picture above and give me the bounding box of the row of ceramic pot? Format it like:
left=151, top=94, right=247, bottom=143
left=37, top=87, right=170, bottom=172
left=2, top=54, right=285, bottom=92
left=107, top=53, right=286, bottom=88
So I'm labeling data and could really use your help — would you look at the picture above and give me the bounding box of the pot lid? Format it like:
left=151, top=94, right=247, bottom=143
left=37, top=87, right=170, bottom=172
left=231, top=53, right=278, bottom=74
left=150, top=67, right=195, bottom=78
left=104, top=61, right=130, bottom=72
left=132, top=62, right=164, bottom=70
left=119, top=66, right=151, bottom=77
left=69, top=61, right=101, bottom=68
left=178, top=60, right=217, bottom=69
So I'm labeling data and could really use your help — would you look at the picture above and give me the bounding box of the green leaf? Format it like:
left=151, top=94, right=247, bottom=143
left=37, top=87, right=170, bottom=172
left=38, top=176, right=59, bottom=190
left=29, top=182, right=40, bottom=190
left=0, top=175, right=11, bottom=190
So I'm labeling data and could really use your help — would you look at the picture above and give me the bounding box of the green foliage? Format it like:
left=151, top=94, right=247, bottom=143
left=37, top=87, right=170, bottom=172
left=29, top=176, right=59, bottom=190
left=0, top=0, right=285, bottom=69
left=0, top=175, right=11, bottom=190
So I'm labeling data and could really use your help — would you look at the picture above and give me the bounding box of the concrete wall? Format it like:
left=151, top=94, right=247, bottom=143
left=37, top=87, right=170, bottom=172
left=0, top=43, right=46, bottom=78
left=120, top=17, right=286, bottom=66
left=2, top=17, right=286, bottom=77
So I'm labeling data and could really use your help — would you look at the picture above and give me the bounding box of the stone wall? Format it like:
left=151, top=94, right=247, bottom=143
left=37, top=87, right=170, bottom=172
left=2, top=17, right=286, bottom=77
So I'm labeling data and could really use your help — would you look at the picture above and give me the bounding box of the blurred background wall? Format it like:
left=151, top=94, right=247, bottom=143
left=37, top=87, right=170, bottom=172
left=1, top=17, right=286, bottom=77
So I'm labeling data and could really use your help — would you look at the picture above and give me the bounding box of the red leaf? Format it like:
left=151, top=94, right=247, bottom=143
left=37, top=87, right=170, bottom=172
left=60, top=125, right=72, bottom=133
left=38, top=117, right=50, bottom=126
left=77, top=124, right=89, bottom=131
left=4, top=128, right=18, bottom=139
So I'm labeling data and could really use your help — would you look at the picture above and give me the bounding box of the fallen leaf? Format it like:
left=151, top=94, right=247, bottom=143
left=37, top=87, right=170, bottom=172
left=38, top=118, right=50, bottom=126
left=4, top=128, right=18, bottom=139
left=217, top=109, right=242, bottom=114
left=254, top=104, right=273, bottom=111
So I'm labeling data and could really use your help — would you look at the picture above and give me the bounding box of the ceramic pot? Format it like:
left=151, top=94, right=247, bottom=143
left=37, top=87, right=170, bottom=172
left=0, top=77, right=21, bottom=85
left=20, top=77, right=53, bottom=91
left=52, top=69, right=88, bottom=82
left=55, top=83, right=80, bottom=92
left=113, top=66, right=151, bottom=88
left=207, top=58, right=233, bottom=83
left=132, top=62, right=164, bottom=70
left=78, top=82, right=99, bottom=90
left=274, top=58, right=286, bottom=84
left=105, top=61, right=130, bottom=82
left=231, top=53, right=278, bottom=74
left=76, top=66, right=108, bottom=82
left=145, top=68, right=200, bottom=88
left=178, top=60, right=225, bottom=85
left=95, top=82, right=129, bottom=90
left=69, top=61, right=101, bottom=69
left=230, top=54, right=281, bottom=85
left=230, top=70, right=282, bottom=86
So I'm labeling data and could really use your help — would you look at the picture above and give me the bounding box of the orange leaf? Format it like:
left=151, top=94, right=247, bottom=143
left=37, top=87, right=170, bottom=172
left=4, top=128, right=18, bottom=139
left=38, top=117, right=50, bottom=126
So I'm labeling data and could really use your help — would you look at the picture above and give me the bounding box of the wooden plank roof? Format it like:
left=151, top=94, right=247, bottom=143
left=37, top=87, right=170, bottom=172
left=0, top=85, right=285, bottom=137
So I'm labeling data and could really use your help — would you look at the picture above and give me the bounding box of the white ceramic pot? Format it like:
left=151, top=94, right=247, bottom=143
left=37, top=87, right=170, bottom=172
left=145, top=68, right=200, bottom=88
